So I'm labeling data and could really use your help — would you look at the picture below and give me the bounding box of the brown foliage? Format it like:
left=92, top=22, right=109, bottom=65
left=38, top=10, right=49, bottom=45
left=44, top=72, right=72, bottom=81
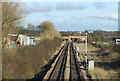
left=37, top=21, right=61, bottom=40
left=2, top=37, right=61, bottom=79
left=113, top=44, right=120, bottom=53
left=27, top=23, right=35, bottom=30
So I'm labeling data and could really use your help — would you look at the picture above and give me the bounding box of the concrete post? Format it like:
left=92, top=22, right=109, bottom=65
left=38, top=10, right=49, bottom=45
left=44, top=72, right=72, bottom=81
left=85, top=33, right=87, bottom=70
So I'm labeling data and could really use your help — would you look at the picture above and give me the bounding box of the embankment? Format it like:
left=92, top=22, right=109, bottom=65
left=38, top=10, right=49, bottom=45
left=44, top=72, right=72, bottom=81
left=2, top=37, right=61, bottom=79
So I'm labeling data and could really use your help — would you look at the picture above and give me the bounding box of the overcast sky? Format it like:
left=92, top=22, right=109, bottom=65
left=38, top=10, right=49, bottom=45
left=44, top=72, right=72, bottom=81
left=22, top=2, right=118, bottom=31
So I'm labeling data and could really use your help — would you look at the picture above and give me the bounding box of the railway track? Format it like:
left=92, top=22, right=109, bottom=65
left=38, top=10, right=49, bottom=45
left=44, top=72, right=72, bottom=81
left=70, top=43, right=81, bottom=81
left=44, top=43, right=82, bottom=81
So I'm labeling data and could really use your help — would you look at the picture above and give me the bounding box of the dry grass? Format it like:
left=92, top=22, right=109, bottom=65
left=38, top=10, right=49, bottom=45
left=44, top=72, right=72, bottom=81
left=88, top=45, right=120, bottom=79
left=75, top=43, right=120, bottom=79
left=88, top=67, right=119, bottom=79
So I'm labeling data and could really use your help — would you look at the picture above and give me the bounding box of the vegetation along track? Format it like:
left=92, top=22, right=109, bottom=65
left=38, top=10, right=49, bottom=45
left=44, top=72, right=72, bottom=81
left=44, top=43, right=81, bottom=81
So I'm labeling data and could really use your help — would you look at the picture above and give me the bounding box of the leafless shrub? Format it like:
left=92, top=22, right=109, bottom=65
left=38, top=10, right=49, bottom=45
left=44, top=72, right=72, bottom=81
left=2, top=37, right=61, bottom=79
left=37, top=21, right=61, bottom=40
left=113, top=44, right=120, bottom=53
left=2, top=2, right=23, bottom=50
left=88, top=67, right=119, bottom=79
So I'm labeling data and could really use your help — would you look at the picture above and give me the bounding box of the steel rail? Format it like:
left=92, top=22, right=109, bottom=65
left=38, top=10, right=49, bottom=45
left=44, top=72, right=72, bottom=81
left=47, top=43, right=69, bottom=81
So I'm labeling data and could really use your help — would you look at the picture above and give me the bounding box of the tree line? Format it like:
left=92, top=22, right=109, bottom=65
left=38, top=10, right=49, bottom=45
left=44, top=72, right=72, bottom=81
left=2, top=2, right=61, bottom=51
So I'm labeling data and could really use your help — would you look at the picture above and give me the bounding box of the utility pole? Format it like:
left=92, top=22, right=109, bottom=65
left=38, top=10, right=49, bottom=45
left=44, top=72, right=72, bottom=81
left=85, top=33, right=87, bottom=70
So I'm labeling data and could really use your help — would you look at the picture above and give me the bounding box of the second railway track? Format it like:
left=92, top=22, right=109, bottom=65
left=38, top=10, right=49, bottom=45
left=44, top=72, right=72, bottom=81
left=44, top=43, right=82, bottom=81
left=70, top=43, right=81, bottom=81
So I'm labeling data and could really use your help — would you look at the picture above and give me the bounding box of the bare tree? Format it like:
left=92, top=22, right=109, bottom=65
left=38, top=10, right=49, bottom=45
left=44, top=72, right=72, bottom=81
left=27, top=23, right=34, bottom=30
left=37, top=21, right=61, bottom=40
left=2, top=2, right=23, bottom=50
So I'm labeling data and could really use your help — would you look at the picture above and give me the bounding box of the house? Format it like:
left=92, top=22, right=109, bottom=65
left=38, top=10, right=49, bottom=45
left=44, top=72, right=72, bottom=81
left=8, top=34, right=21, bottom=47
left=8, top=34, right=41, bottom=47
left=34, top=37, right=40, bottom=44
left=27, top=34, right=41, bottom=45
left=19, top=34, right=29, bottom=46
left=8, top=34, right=41, bottom=48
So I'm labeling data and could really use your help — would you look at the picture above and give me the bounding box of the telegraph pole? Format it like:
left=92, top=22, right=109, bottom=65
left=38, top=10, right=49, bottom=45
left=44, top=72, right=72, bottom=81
left=85, top=33, right=87, bottom=70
